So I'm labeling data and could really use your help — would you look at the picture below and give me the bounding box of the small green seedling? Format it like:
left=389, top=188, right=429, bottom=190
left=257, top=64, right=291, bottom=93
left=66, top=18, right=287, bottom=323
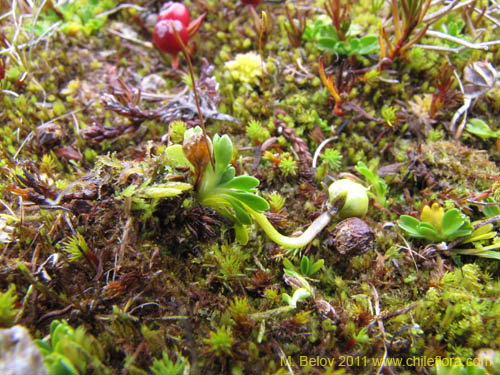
left=398, top=203, right=473, bottom=243
left=440, top=14, right=466, bottom=47
left=355, top=161, right=388, bottom=208
left=184, top=127, right=269, bottom=245
left=36, top=320, right=109, bottom=375
left=183, top=128, right=368, bottom=248
left=283, top=255, right=324, bottom=278
left=282, top=268, right=314, bottom=308
left=281, top=288, right=311, bottom=309
left=304, top=17, right=379, bottom=57
left=203, top=326, right=234, bottom=356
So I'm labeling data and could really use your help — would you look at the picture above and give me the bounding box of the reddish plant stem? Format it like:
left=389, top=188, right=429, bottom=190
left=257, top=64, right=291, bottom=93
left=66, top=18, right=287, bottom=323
left=172, top=26, right=215, bottom=169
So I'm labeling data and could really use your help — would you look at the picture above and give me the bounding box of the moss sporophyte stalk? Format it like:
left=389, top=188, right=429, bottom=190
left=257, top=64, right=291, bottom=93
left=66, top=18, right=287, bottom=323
left=181, top=127, right=368, bottom=248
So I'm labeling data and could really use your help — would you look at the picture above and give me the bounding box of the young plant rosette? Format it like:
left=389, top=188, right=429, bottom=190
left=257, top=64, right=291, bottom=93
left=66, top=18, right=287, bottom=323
left=398, top=203, right=473, bottom=243
left=181, top=127, right=369, bottom=248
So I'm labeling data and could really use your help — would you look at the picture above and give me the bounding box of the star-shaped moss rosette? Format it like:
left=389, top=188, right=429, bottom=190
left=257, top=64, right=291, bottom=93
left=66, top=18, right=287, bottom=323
left=398, top=203, right=473, bottom=243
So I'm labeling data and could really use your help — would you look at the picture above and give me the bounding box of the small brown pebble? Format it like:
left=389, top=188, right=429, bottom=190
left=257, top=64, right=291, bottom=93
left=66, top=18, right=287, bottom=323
left=329, top=217, right=375, bottom=256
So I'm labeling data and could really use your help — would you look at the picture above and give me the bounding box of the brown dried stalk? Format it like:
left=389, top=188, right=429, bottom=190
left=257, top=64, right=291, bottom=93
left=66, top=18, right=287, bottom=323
left=284, top=5, right=309, bottom=48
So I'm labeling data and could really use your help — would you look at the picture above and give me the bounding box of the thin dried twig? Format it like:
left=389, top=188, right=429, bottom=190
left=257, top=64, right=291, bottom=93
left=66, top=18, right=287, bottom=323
left=93, top=61, right=240, bottom=142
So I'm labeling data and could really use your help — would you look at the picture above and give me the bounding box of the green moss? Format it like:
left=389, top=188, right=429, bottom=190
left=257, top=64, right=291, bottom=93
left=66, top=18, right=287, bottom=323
left=0, top=285, right=19, bottom=328
left=279, top=153, right=298, bottom=177
left=204, top=326, right=234, bottom=356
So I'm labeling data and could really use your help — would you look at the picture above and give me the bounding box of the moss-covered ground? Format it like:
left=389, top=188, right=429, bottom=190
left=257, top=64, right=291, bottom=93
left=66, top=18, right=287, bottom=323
left=1, top=0, right=500, bottom=374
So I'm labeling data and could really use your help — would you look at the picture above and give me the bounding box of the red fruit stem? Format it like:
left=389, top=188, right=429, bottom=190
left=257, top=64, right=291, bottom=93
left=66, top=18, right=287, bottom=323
left=171, top=27, right=214, bottom=169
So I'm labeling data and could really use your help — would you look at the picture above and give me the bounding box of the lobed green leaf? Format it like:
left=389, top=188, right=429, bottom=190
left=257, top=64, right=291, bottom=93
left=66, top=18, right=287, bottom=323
left=141, top=183, right=192, bottom=199
left=463, top=224, right=496, bottom=244
left=465, top=118, right=499, bottom=139
left=164, top=144, right=194, bottom=170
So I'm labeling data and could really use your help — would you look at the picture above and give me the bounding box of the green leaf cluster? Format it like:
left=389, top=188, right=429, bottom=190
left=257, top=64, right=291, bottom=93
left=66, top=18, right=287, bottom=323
left=355, top=161, right=388, bottom=208
left=150, top=352, right=186, bottom=375
left=36, top=320, right=109, bottom=375
left=439, top=14, right=466, bottom=47
left=31, top=0, right=117, bottom=37
left=320, top=148, right=342, bottom=172
left=283, top=255, right=324, bottom=278
left=278, top=153, right=298, bottom=177
left=192, top=130, right=269, bottom=244
left=246, top=120, right=270, bottom=144
left=304, top=18, right=379, bottom=57
left=398, top=205, right=473, bottom=243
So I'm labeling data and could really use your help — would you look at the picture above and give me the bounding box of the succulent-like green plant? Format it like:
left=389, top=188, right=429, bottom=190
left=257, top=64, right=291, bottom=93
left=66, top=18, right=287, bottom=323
left=182, top=128, right=368, bottom=248
left=36, top=319, right=109, bottom=375
left=283, top=255, right=324, bottom=278
left=183, top=127, right=269, bottom=245
left=398, top=203, right=473, bottom=242
left=303, top=17, right=379, bottom=57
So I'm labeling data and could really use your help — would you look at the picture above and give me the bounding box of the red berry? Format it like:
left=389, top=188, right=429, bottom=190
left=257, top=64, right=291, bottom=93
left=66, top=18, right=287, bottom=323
left=158, top=2, right=190, bottom=27
left=153, top=19, right=189, bottom=55
left=241, top=0, right=261, bottom=5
